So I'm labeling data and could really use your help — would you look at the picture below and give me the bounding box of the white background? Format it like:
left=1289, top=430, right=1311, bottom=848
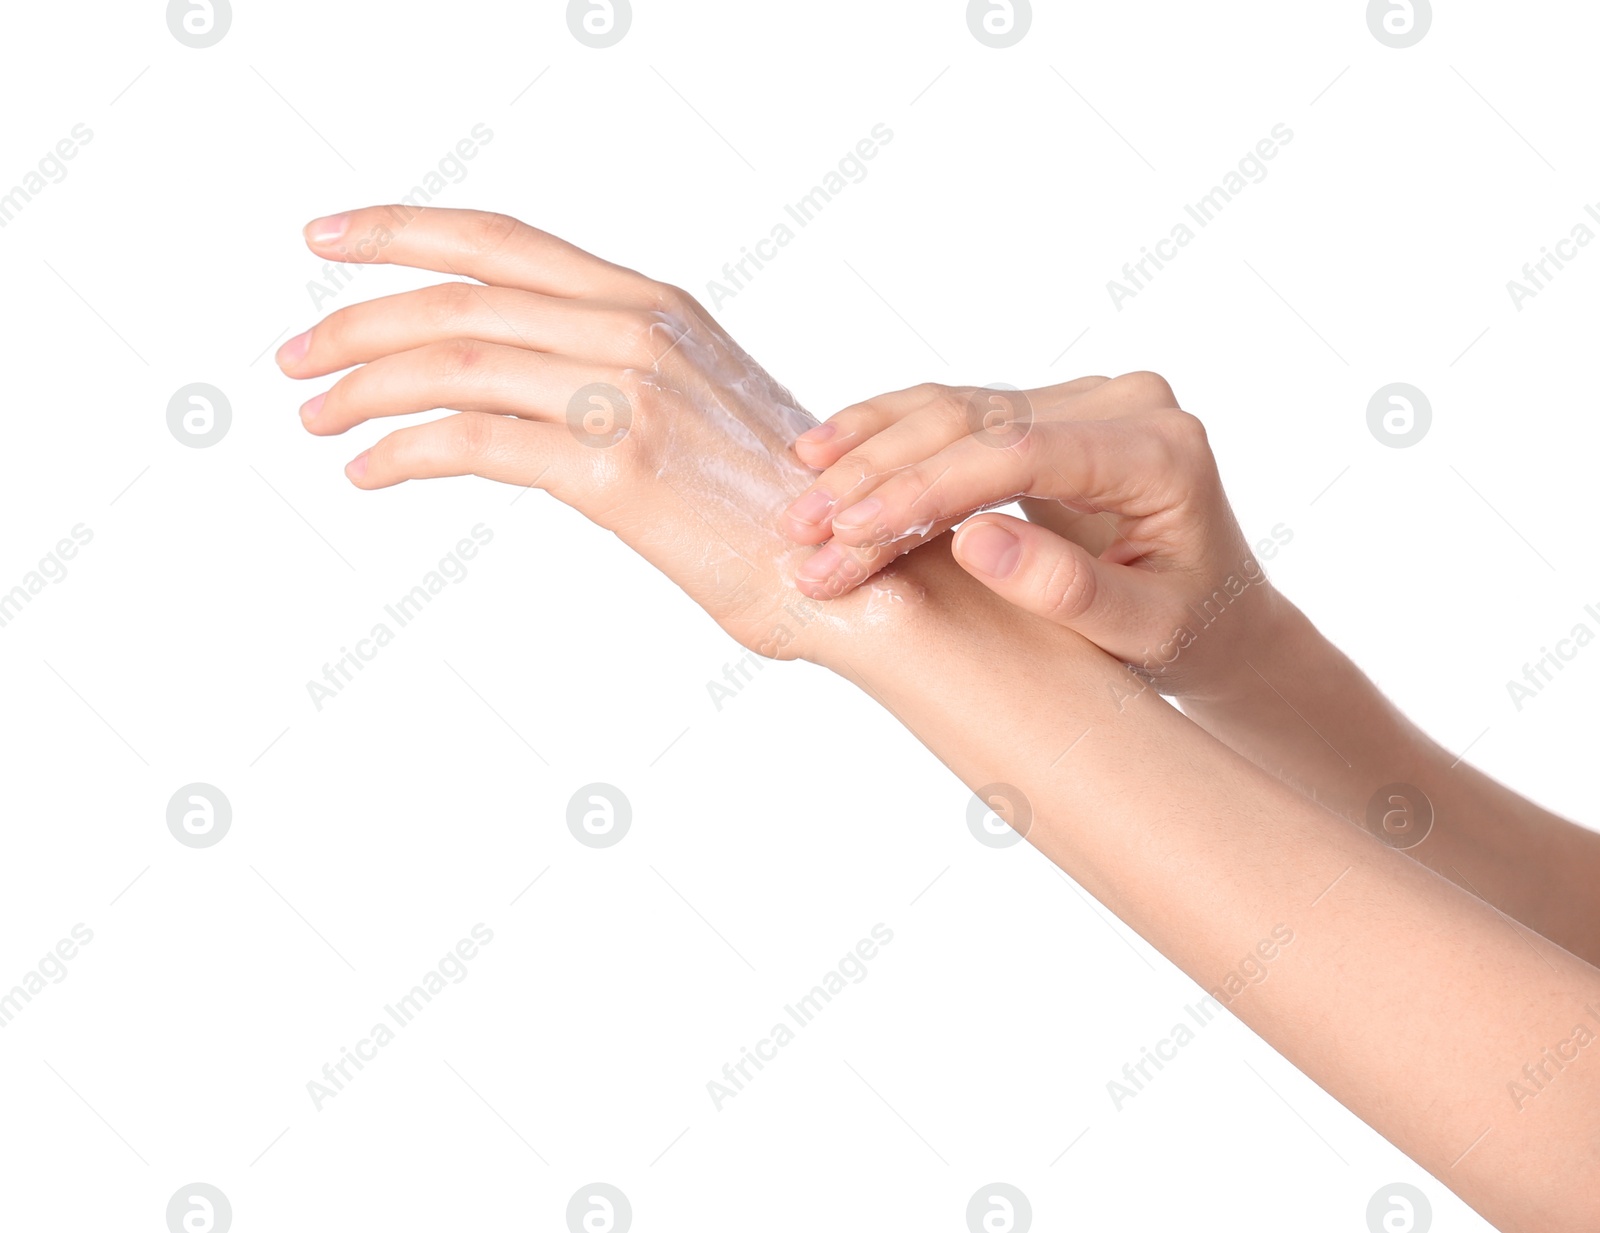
left=1, top=1, right=1596, bottom=1229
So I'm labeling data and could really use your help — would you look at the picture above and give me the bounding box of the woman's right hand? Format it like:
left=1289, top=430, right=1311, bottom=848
left=781, top=373, right=1292, bottom=703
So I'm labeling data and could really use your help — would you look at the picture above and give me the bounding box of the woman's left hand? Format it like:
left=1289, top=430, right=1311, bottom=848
left=276, top=205, right=930, bottom=663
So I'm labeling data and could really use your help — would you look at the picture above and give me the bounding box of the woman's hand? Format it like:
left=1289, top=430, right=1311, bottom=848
left=276, top=205, right=925, bottom=664
left=781, top=372, right=1287, bottom=701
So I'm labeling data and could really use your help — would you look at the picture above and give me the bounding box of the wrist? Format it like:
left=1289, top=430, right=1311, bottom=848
left=1178, top=584, right=1310, bottom=711
left=798, top=537, right=1038, bottom=674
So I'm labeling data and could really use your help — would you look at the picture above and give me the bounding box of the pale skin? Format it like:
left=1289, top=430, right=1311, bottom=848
left=783, top=375, right=1600, bottom=967
left=281, top=205, right=1600, bottom=1230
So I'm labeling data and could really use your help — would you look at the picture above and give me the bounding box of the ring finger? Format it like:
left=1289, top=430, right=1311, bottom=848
left=301, top=340, right=617, bottom=436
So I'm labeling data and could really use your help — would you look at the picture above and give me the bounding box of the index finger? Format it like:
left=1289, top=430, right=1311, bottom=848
left=825, top=415, right=1176, bottom=553
left=303, top=205, right=656, bottom=302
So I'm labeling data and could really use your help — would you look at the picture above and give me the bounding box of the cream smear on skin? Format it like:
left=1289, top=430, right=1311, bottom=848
left=627, top=314, right=921, bottom=629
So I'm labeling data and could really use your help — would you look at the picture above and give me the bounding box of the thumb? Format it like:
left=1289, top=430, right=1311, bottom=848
left=951, top=513, right=1166, bottom=653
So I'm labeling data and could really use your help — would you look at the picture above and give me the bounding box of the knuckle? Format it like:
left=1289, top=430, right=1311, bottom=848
left=1155, top=408, right=1211, bottom=468
left=648, top=281, right=694, bottom=318
left=935, top=384, right=973, bottom=418
left=611, top=309, right=665, bottom=367
left=1037, top=549, right=1096, bottom=624
left=833, top=445, right=890, bottom=486
left=315, top=305, right=353, bottom=353
left=461, top=211, right=521, bottom=257
left=893, top=466, right=943, bottom=524
left=611, top=366, right=650, bottom=406
left=428, top=280, right=480, bottom=326
left=1001, top=421, right=1041, bottom=462
left=435, top=337, right=485, bottom=380
left=1116, top=369, right=1177, bottom=407
left=448, top=412, right=496, bottom=458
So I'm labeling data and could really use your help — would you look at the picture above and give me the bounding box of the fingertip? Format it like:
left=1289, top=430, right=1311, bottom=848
left=344, top=449, right=370, bottom=485
left=953, top=518, right=1023, bottom=581
left=782, top=516, right=834, bottom=545
left=276, top=329, right=313, bottom=373
left=304, top=212, right=350, bottom=248
left=794, top=423, right=850, bottom=469
left=792, top=442, right=832, bottom=470
left=298, top=392, right=327, bottom=432
left=781, top=489, right=837, bottom=544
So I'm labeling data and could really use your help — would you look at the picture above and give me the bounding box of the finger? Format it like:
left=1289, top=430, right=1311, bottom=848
left=824, top=415, right=1179, bottom=550
left=951, top=514, right=1171, bottom=651
left=792, top=374, right=1113, bottom=471
left=301, top=340, right=618, bottom=436
left=793, top=513, right=964, bottom=601
left=783, top=395, right=970, bottom=544
left=783, top=374, right=1119, bottom=543
left=1058, top=370, right=1177, bottom=421
left=278, top=281, right=665, bottom=379
left=302, top=206, right=655, bottom=302
left=347, top=412, right=579, bottom=493
left=791, top=383, right=946, bottom=469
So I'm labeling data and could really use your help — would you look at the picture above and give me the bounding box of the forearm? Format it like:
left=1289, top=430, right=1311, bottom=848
left=1183, top=594, right=1600, bottom=964
left=830, top=548, right=1600, bottom=1231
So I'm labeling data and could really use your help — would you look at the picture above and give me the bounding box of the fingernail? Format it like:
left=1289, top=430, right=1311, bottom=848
left=345, top=450, right=369, bottom=480
left=798, top=543, right=842, bottom=582
left=957, top=522, right=1021, bottom=579
left=300, top=392, right=326, bottom=423
left=277, top=329, right=312, bottom=366
left=305, top=213, right=349, bottom=244
left=786, top=490, right=834, bottom=526
left=797, top=422, right=836, bottom=445
left=832, top=496, right=881, bottom=531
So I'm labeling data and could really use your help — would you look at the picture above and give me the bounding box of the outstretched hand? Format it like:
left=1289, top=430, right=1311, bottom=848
left=277, top=206, right=929, bottom=663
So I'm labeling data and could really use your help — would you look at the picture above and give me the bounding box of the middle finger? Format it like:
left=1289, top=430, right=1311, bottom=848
left=278, top=281, right=679, bottom=379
